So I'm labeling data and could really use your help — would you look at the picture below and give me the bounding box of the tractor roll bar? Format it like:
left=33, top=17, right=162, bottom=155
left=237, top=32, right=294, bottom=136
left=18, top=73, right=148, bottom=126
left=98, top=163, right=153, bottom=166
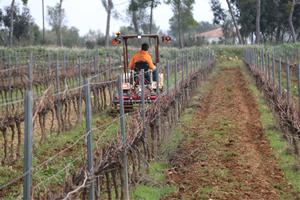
left=122, top=34, right=160, bottom=78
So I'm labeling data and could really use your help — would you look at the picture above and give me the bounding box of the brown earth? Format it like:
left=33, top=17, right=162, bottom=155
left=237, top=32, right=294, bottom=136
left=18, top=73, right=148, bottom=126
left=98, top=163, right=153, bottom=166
left=163, top=66, right=298, bottom=200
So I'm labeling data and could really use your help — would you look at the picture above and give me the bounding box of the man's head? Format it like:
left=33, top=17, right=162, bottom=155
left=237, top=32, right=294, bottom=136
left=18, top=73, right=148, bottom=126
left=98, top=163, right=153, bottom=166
left=141, top=43, right=149, bottom=51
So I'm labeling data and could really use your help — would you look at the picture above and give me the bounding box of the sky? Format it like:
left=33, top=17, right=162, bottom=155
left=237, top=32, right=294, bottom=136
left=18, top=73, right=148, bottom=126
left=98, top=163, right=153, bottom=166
left=0, top=0, right=227, bottom=36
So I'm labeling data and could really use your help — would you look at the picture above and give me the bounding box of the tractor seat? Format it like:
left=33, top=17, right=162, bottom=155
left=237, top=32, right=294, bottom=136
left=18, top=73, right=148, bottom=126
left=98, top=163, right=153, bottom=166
left=134, top=61, right=149, bottom=72
left=133, top=61, right=151, bottom=84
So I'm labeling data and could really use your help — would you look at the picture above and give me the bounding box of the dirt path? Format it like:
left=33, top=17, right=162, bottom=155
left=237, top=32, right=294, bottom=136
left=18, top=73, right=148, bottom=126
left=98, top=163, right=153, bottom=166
left=164, top=66, right=297, bottom=200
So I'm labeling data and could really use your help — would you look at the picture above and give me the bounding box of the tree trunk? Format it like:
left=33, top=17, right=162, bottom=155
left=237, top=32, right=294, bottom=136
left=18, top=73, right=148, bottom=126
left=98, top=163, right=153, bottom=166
left=132, top=11, right=139, bottom=34
left=105, top=0, right=113, bottom=47
left=255, top=0, right=261, bottom=44
left=289, top=0, right=297, bottom=43
left=149, top=0, right=154, bottom=34
left=9, top=0, right=15, bottom=47
left=281, top=27, right=285, bottom=42
left=225, top=0, right=244, bottom=44
left=58, top=0, right=63, bottom=47
left=55, top=28, right=59, bottom=46
left=131, top=0, right=139, bottom=34
left=42, top=0, right=45, bottom=44
left=275, top=27, right=281, bottom=43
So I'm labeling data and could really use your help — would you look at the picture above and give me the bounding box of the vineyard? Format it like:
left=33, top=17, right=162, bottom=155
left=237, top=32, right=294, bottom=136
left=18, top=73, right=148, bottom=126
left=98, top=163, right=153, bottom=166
left=0, top=48, right=123, bottom=163
left=2, top=45, right=300, bottom=199
left=244, top=47, right=300, bottom=157
left=1, top=0, right=300, bottom=198
left=0, top=46, right=214, bottom=199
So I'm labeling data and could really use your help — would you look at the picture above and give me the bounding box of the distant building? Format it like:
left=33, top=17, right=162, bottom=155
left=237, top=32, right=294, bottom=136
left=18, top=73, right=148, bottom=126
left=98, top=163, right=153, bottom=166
left=196, top=27, right=224, bottom=44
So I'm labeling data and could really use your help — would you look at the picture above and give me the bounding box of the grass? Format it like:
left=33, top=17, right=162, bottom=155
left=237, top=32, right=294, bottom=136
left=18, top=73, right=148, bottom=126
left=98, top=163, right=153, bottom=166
left=214, top=50, right=300, bottom=197
left=0, top=49, right=210, bottom=199
left=132, top=120, right=186, bottom=199
left=132, top=162, right=176, bottom=200
left=213, top=53, right=300, bottom=198
left=217, top=48, right=300, bottom=196
left=250, top=82, right=300, bottom=192
left=242, top=62, right=300, bottom=197
left=0, top=109, right=119, bottom=199
left=197, top=186, right=215, bottom=199
left=132, top=65, right=217, bottom=200
left=131, top=120, right=183, bottom=199
left=133, top=185, right=175, bottom=200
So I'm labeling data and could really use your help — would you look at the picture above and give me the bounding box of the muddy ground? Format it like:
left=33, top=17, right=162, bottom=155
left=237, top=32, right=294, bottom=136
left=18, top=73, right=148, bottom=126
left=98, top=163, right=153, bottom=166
left=163, top=65, right=298, bottom=200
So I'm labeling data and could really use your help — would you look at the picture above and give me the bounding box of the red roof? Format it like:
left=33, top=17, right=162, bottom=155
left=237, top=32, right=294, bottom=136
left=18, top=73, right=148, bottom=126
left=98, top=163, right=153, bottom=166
left=197, top=27, right=224, bottom=38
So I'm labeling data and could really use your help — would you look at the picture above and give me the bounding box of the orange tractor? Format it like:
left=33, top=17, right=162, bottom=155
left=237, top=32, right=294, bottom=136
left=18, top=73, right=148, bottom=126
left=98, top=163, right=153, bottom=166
left=112, top=33, right=171, bottom=111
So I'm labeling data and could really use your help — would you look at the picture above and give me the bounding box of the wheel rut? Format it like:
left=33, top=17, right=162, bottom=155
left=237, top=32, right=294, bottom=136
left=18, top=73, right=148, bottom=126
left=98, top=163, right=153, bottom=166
left=163, top=66, right=297, bottom=200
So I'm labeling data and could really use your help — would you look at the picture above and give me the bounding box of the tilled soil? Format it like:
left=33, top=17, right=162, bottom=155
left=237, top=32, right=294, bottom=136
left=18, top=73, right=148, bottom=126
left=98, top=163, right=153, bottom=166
left=163, top=66, right=298, bottom=200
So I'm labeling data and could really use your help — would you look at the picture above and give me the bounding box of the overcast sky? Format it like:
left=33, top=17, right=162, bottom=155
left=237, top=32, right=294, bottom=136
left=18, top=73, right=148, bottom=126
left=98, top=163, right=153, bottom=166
left=0, top=0, right=227, bottom=36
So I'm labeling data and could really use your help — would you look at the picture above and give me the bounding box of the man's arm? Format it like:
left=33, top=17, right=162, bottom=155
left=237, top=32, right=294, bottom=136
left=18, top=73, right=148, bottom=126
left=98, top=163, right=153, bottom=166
left=129, top=54, right=136, bottom=70
left=146, top=54, right=156, bottom=70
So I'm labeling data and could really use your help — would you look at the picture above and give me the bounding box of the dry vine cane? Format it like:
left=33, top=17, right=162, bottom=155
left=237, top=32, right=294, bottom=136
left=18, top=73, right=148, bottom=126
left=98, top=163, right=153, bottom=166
left=38, top=61, right=215, bottom=200
left=247, top=62, right=300, bottom=157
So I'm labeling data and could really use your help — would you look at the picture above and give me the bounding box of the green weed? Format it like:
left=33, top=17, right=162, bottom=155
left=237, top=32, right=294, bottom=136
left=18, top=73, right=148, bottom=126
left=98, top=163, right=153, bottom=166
left=243, top=63, right=300, bottom=197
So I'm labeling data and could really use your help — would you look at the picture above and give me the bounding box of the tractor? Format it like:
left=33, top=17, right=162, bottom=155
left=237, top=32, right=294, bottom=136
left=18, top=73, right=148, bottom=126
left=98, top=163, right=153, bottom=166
left=112, top=33, right=171, bottom=111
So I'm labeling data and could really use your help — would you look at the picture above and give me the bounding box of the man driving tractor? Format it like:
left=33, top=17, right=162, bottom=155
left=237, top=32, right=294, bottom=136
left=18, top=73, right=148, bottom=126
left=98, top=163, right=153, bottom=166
left=112, top=33, right=170, bottom=110
left=129, top=43, right=157, bottom=82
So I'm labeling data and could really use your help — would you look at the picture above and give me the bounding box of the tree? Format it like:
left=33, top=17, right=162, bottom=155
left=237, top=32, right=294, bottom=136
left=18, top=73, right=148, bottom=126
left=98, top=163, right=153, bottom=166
left=225, top=0, right=243, bottom=44
left=210, top=0, right=234, bottom=44
left=166, top=0, right=197, bottom=48
left=102, top=0, right=113, bottom=47
left=43, top=26, right=83, bottom=47
left=58, top=0, right=63, bottom=46
left=210, top=0, right=226, bottom=25
left=128, top=0, right=140, bottom=33
left=9, top=0, right=28, bottom=47
left=167, top=0, right=183, bottom=48
left=42, top=0, right=45, bottom=43
left=294, top=3, right=300, bottom=40
left=30, top=23, right=42, bottom=45
left=9, top=0, right=15, bottom=47
left=47, top=2, right=65, bottom=46
left=255, top=0, right=261, bottom=44
left=127, top=0, right=160, bottom=35
left=2, top=5, right=37, bottom=46
left=197, top=21, right=217, bottom=33
left=82, top=30, right=106, bottom=48
left=222, top=13, right=236, bottom=44
left=119, top=26, right=136, bottom=35
left=0, top=9, right=6, bottom=43
left=149, top=0, right=156, bottom=34
left=141, top=20, right=159, bottom=34
left=142, top=0, right=160, bottom=34
left=288, top=0, right=299, bottom=43
left=227, top=0, right=300, bottom=43
left=63, top=26, right=80, bottom=47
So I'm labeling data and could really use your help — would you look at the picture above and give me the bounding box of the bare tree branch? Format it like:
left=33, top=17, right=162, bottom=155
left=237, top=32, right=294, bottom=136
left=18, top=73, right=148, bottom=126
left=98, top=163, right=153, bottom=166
left=62, top=171, right=88, bottom=200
